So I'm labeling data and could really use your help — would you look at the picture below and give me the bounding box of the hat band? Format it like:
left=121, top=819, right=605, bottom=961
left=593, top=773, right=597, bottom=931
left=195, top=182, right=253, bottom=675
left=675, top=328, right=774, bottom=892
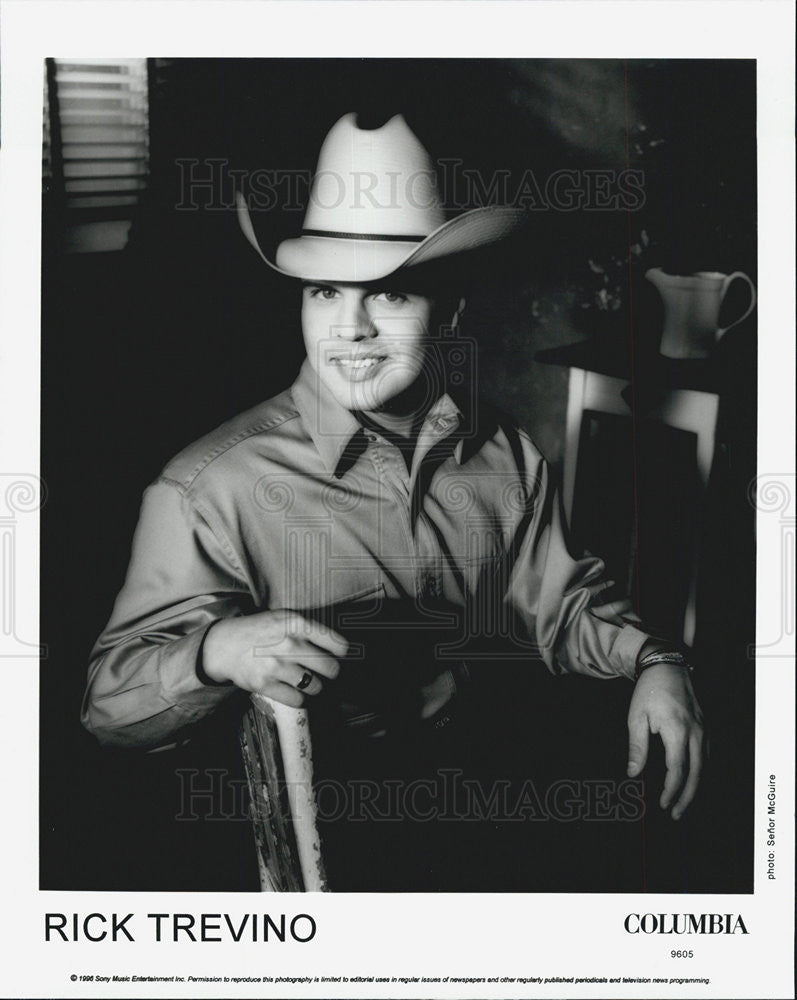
left=302, top=228, right=426, bottom=243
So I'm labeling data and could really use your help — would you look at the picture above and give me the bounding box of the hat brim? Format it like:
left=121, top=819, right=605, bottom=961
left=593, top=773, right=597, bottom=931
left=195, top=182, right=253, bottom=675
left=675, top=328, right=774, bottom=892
left=236, top=193, right=527, bottom=283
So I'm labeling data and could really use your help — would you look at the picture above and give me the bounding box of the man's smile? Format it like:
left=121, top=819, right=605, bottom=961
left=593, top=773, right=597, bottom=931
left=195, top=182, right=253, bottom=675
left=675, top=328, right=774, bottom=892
left=325, top=350, right=390, bottom=380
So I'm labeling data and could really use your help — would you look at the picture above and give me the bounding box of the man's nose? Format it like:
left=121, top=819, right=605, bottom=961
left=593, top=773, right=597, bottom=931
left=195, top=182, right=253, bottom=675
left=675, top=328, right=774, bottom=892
left=336, top=296, right=375, bottom=340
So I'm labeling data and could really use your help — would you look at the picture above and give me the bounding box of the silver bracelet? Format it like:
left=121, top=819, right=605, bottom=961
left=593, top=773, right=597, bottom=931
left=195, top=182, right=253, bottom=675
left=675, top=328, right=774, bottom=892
left=635, top=649, right=690, bottom=680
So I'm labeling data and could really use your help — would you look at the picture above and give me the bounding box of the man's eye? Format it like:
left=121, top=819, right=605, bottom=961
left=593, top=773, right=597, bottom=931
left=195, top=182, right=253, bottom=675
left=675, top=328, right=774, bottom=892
left=307, top=286, right=338, bottom=300
left=373, top=291, right=408, bottom=305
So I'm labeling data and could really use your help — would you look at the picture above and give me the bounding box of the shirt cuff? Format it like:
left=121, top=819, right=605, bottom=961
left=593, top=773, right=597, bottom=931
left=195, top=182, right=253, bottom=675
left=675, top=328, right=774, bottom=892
left=195, top=618, right=234, bottom=687
left=613, top=623, right=651, bottom=681
left=158, top=623, right=237, bottom=717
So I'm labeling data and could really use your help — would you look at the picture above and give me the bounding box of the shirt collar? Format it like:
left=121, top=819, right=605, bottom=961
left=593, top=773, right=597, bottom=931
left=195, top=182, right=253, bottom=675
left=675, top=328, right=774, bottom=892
left=291, top=359, right=362, bottom=476
left=291, top=359, right=464, bottom=477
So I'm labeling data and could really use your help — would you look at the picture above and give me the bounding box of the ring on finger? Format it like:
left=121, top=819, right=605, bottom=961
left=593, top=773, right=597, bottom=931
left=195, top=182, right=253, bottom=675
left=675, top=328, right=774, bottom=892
left=296, top=671, right=313, bottom=691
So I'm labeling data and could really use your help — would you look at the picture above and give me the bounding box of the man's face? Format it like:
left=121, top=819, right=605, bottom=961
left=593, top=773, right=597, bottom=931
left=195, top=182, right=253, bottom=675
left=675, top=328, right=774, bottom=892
left=301, top=282, right=436, bottom=414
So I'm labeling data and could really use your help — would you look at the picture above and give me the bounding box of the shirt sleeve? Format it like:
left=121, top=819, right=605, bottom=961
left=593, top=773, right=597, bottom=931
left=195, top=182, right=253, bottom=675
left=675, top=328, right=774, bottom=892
left=505, top=433, right=649, bottom=681
left=81, top=478, right=255, bottom=749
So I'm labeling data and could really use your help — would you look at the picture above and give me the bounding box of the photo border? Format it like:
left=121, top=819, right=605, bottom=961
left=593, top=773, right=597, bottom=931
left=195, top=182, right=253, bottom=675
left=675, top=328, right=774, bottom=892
left=0, top=2, right=793, bottom=998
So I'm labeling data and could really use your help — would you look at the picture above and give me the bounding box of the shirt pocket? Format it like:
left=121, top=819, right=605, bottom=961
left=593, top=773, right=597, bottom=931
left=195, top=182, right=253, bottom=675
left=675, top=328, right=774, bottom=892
left=333, top=582, right=387, bottom=605
left=297, top=582, right=387, bottom=630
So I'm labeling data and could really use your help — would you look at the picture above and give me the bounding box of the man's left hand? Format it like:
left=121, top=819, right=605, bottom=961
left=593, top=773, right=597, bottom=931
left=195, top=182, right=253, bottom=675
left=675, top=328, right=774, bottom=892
left=626, top=663, right=705, bottom=820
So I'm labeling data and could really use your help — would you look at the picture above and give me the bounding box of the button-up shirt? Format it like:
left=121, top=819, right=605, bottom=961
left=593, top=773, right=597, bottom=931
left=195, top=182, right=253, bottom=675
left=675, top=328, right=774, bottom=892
left=82, top=360, right=649, bottom=749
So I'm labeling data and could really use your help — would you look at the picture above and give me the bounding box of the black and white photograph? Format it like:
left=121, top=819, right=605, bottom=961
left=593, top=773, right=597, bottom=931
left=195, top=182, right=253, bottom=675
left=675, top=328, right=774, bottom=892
left=41, top=54, right=754, bottom=894
left=1, top=2, right=794, bottom=998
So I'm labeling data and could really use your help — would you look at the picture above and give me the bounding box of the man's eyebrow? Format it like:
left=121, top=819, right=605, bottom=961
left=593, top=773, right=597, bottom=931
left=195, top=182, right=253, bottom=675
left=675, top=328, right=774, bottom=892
left=367, top=284, right=412, bottom=295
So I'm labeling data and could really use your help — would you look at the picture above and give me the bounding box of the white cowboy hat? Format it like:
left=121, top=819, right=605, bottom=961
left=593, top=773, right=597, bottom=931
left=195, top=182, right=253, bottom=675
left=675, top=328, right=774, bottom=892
left=236, top=112, right=527, bottom=283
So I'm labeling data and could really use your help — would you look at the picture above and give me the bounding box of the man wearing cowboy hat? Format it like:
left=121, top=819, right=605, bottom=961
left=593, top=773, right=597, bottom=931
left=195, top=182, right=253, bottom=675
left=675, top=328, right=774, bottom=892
left=83, top=113, right=704, bottom=885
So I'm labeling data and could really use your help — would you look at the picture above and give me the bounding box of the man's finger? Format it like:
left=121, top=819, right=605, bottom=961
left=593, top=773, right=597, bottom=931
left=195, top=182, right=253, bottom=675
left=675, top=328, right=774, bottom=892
left=659, top=728, right=688, bottom=810
left=288, top=614, right=349, bottom=656
left=627, top=712, right=650, bottom=776
left=278, top=663, right=325, bottom=696
left=294, top=648, right=341, bottom=680
left=671, top=732, right=704, bottom=820
left=263, top=680, right=307, bottom=709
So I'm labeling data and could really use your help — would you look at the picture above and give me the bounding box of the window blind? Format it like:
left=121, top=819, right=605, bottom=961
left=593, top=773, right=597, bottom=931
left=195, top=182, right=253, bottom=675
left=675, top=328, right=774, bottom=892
left=44, top=58, right=150, bottom=252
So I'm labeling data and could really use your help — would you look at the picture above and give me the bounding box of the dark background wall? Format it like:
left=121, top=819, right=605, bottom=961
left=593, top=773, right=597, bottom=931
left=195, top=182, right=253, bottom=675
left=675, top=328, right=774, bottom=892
left=41, top=59, right=756, bottom=892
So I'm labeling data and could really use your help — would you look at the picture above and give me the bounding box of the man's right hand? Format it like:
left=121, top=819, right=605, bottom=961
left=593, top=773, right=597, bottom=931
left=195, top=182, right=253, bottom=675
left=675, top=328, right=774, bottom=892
left=202, top=609, right=348, bottom=707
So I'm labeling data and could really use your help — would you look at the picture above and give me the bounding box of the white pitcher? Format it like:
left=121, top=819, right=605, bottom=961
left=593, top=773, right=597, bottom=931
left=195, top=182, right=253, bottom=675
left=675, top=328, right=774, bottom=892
left=646, top=268, right=757, bottom=359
